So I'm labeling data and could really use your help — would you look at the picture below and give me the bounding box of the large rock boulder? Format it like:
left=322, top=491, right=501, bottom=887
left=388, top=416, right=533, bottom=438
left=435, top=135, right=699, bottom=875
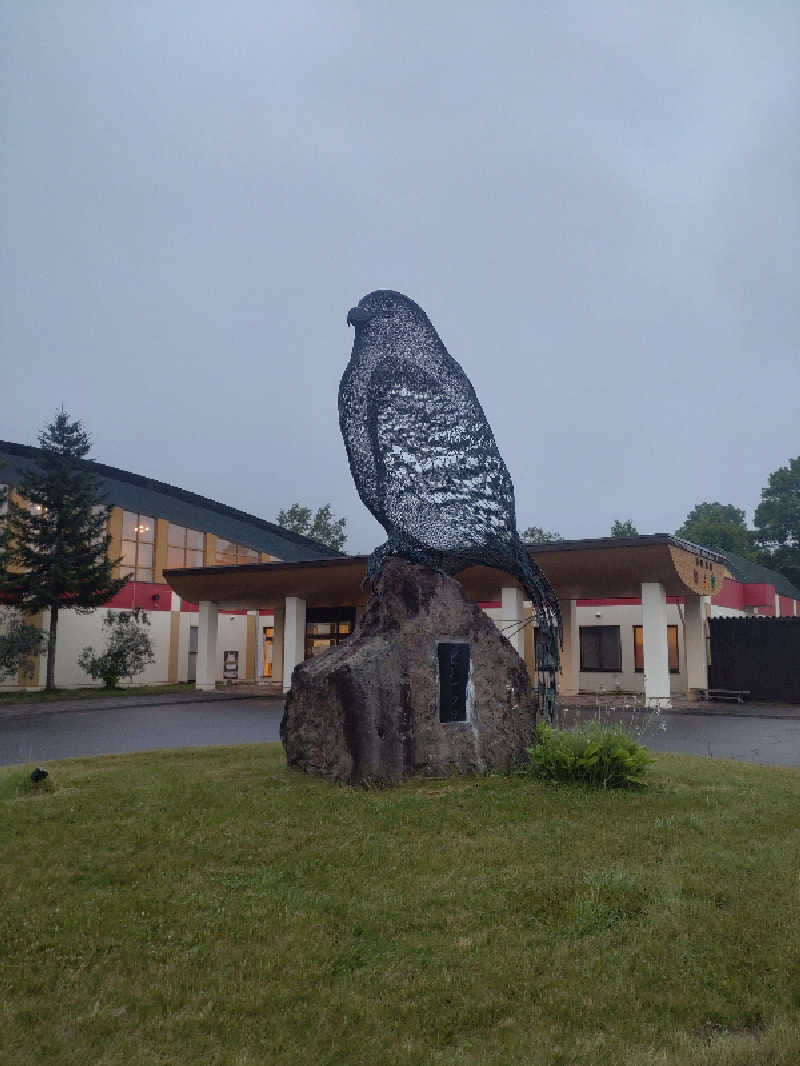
left=281, top=557, right=536, bottom=784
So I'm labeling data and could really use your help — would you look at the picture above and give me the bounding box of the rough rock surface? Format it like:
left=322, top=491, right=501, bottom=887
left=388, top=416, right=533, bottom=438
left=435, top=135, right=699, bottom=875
left=281, top=557, right=536, bottom=784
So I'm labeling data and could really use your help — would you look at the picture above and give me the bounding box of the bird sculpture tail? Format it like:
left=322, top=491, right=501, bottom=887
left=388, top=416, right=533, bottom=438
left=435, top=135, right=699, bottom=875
left=506, top=541, right=562, bottom=722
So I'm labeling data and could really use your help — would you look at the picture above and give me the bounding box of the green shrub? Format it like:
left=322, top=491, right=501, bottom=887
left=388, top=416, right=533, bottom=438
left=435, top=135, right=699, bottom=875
left=528, top=722, right=653, bottom=788
left=78, top=608, right=155, bottom=689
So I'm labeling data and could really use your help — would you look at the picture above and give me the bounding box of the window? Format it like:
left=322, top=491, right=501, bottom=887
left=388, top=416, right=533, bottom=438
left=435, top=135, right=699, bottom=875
left=167, top=523, right=205, bottom=569
left=579, top=626, right=622, bottom=672
left=215, top=538, right=259, bottom=566
left=121, top=510, right=154, bottom=582
left=304, top=608, right=354, bottom=658
left=633, top=625, right=680, bottom=673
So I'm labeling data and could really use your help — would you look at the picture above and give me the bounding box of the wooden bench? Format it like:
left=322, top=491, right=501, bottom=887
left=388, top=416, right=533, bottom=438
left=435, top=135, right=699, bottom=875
left=697, top=689, right=751, bottom=704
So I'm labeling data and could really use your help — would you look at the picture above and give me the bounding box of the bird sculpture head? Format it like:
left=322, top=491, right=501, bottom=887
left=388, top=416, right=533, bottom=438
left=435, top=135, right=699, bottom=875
left=346, top=290, right=444, bottom=372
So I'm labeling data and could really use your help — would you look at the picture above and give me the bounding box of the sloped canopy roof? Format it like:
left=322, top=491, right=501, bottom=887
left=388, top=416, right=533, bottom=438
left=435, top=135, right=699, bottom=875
left=164, top=535, right=728, bottom=609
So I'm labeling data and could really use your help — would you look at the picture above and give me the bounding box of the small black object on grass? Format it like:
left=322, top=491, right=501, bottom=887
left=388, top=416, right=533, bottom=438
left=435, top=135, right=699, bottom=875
left=30, top=767, right=48, bottom=783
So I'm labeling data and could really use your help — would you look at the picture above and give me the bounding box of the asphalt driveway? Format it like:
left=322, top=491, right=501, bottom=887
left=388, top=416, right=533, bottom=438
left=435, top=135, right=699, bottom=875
left=0, top=698, right=284, bottom=767
left=2, top=696, right=800, bottom=771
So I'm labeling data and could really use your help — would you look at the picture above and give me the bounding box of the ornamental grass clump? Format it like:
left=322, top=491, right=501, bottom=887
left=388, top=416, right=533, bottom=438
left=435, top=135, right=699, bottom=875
left=529, top=722, right=653, bottom=788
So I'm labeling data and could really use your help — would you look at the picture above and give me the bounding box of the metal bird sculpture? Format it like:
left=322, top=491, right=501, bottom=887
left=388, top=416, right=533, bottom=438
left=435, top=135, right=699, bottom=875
left=339, top=289, right=561, bottom=710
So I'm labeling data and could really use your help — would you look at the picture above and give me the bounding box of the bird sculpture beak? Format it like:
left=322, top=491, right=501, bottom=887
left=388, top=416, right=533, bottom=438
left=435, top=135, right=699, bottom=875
left=347, top=306, right=373, bottom=327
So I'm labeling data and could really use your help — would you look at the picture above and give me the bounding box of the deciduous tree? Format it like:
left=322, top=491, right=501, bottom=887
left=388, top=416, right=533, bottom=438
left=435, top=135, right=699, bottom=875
left=753, top=456, right=800, bottom=586
left=675, top=502, right=753, bottom=556
left=78, top=608, right=155, bottom=689
left=276, top=503, right=347, bottom=552
left=521, top=526, right=563, bottom=544
left=1, top=411, right=127, bottom=689
left=610, top=519, right=639, bottom=537
left=0, top=613, right=47, bottom=682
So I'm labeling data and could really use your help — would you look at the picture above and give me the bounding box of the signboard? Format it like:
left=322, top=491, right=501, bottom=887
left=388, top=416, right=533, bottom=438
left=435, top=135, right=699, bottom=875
left=223, top=650, right=239, bottom=680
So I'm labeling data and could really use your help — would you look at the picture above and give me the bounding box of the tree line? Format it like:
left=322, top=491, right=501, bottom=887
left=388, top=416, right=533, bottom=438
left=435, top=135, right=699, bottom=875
left=521, top=458, right=800, bottom=588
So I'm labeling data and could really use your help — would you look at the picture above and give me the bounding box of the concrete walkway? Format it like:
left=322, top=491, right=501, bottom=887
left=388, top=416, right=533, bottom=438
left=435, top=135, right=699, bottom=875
left=557, top=693, right=800, bottom=721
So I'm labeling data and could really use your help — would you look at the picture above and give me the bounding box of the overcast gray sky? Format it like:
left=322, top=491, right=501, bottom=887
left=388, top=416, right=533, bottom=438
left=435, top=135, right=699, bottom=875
left=2, top=1, right=798, bottom=553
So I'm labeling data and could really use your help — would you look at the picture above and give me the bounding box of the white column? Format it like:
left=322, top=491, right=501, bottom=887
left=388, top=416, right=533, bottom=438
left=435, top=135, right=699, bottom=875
left=501, top=586, right=526, bottom=658
left=196, top=600, right=218, bottom=691
left=557, top=597, right=579, bottom=697
left=641, top=582, right=671, bottom=708
left=282, top=596, right=307, bottom=693
left=684, top=594, right=708, bottom=694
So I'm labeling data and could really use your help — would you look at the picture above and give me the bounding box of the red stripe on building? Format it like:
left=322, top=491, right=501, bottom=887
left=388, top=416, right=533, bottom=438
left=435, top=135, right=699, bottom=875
left=105, top=581, right=172, bottom=611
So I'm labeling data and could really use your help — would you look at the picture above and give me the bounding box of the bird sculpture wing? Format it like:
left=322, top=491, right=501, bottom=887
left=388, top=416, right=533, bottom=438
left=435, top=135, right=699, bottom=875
left=365, top=360, right=517, bottom=553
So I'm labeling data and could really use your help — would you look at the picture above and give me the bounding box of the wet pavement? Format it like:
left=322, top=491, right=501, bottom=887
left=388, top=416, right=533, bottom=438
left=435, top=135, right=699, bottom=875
left=2, top=692, right=800, bottom=771
left=640, top=712, right=800, bottom=769
left=0, top=698, right=284, bottom=767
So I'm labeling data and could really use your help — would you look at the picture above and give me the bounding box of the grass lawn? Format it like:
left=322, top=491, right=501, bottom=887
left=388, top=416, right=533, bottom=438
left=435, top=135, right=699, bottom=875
left=2, top=746, right=800, bottom=1065
left=0, top=683, right=198, bottom=704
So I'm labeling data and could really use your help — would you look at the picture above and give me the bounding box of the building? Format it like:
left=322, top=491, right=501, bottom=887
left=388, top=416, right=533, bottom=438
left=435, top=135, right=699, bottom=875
left=711, top=550, right=800, bottom=618
left=164, top=535, right=800, bottom=708
left=4, top=439, right=798, bottom=702
left=0, top=441, right=340, bottom=690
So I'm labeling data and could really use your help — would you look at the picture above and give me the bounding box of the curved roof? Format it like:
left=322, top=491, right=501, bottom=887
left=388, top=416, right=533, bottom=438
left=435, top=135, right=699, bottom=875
left=0, top=440, right=342, bottom=563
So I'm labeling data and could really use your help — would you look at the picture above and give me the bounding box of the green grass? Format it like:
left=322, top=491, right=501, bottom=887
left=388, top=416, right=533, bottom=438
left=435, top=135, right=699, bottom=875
left=0, top=682, right=197, bottom=704
left=2, top=746, right=800, bottom=1065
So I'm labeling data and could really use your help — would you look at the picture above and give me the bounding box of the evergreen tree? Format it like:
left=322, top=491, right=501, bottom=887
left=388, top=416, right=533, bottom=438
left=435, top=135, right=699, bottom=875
left=0, top=468, right=9, bottom=581
left=1, top=411, right=127, bottom=689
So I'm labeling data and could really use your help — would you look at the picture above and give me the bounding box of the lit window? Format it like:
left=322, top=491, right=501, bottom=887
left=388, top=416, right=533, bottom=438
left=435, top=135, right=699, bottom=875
left=167, top=523, right=205, bottom=569
left=303, top=610, right=354, bottom=659
left=633, top=625, right=680, bottom=673
left=120, top=510, right=154, bottom=582
left=579, top=626, right=622, bottom=672
left=215, top=538, right=259, bottom=566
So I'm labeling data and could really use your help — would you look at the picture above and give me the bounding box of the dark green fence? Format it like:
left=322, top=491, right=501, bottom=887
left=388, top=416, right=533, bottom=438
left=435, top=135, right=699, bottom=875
left=709, top=617, right=800, bottom=703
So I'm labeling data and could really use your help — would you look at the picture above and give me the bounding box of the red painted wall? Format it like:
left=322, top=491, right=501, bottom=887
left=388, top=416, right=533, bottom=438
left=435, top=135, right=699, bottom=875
left=743, top=583, right=775, bottom=608
left=779, top=596, right=797, bottom=617
left=106, top=581, right=172, bottom=611
left=712, top=578, right=745, bottom=610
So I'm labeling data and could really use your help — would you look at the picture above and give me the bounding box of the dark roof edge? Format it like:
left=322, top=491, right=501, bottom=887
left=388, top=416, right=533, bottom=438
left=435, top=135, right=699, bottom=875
left=165, top=534, right=728, bottom=580
left=527, top=533, right=727, bottom=563
left=0, top=440, right=343, bottom=558
left=165, top=555, right=369, bottom=578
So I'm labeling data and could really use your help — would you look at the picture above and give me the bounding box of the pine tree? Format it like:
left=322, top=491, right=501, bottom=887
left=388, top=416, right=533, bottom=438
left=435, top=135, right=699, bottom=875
left=1, top=411, right=127, bottom=689
left=0, top=468, right=10, bottom=581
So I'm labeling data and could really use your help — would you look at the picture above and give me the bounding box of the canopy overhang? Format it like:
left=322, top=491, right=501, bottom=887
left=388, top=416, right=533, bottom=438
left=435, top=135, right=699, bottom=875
left=164, top=534, right=728, bottom=609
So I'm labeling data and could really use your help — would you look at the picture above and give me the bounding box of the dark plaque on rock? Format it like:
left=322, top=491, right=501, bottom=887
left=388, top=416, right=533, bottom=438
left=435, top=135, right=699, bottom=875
left=438, top=643, right=469, bottom=723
